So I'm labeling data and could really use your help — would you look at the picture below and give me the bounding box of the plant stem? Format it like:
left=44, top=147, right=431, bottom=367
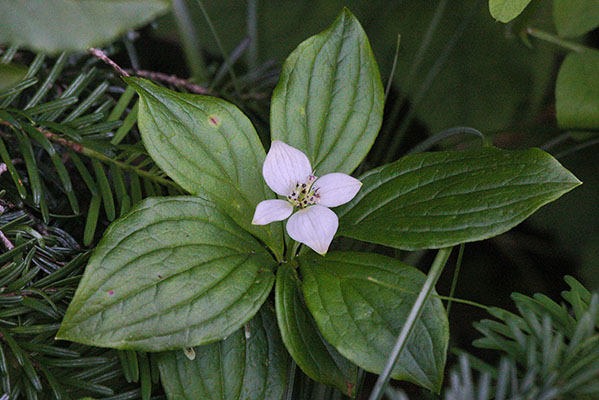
left=526, top=27, right=591, bottom=53
left=366, top=274, right=489, bottom=311
left=0, top=230, right=14, bottom=250
left=369, top=247, right=453, bottom=400
left=0, top=120, right=181, bottom=190
left=284, top=360, right=297, bottom=400
left=130, top=70, right=210, bottom=94
left=446, top=243, right=465, bottom=315
left=384, top=35, right=402, bottom=102
left=383, top=6, right=474, bottom=163
left=247, top=0, right=259, bottom=70
left=172, top=0, right=209, bottom=82
left=88, top=48, right=130, bottom=77
left=79, top=147, right=181, bottom=189
left=194, top=0, right=240, bottom=92
left=373, top=0, right=449, bottom=162
left=406, top=126, right=489, bottom=155
left=556, top=137, right=599, bottom=159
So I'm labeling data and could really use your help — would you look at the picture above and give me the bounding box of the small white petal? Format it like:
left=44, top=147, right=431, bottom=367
left=314, top=173, right=362, bottom=208
left=263, top=140, right=313, bottom=196
left=252, top=200, right=293, bottom=225
left=286, top=205, right=338, bottom=255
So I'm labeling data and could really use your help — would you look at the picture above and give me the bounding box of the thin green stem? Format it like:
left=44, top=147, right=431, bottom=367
left=194, top=0, right=240, bottom=92
left=173, top=0, right=208, bottom=82
left=367, top=274, right=489, bottom=311
left=540, top=131, right=571, bottom=151
left=288, top=240, right=301, bottom=261
left=446, top=243, right=465, bottom=315
left=406, top=126, right=489, bottom=155
left=247, top=0, right=259, bottom=70
left=123, top=33, right=141, bottom=72
left=80, top=147, right=181, bottom=189
left=369, top=247, right=453, bottom=400
left=373, top=0, right=448, bottom=162
left=526, top=27, right=592, bottom=53
left=284, top=360, right=297, bottom=400
left=384, top=35, right=402, bottom=102
left=384, top=7, right=474, bottom=163
left=556, top=137, right=599, bottom=159
left=1, top=118, right=182, bottom=190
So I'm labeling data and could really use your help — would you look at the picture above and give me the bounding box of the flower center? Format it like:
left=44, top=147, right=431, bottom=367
left=287, top=175, right=320, bottom=209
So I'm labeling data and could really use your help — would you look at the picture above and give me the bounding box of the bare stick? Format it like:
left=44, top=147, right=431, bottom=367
left=0, top=230, right=14, bottom=250
left=131, top=70, right=210, bottom=94
left=89, top=47, right=130, bottom=77
left=0, top=121, right=83, bottom=152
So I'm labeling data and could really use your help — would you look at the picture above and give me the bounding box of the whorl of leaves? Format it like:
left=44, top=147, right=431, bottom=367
left=0, top=43, right=285, bottom=400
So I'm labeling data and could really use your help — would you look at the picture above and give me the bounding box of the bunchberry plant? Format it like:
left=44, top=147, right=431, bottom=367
left=54, top=8, right=580, bottom=399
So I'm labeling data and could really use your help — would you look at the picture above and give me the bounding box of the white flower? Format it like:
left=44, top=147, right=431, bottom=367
left=252, top=140, right=362, bottom=255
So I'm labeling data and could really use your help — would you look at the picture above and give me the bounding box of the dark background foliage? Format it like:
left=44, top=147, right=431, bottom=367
left=1, top=0, right=599, bottom=398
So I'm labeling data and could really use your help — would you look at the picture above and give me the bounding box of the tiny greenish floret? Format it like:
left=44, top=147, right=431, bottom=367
left=252, top=140, right=362, bottom=255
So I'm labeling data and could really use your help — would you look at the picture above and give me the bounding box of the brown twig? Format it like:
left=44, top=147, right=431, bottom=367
left=89, top=47, right=130, bottom=77
left=0, top=120, right=180, bottom=189
left=0, top=120, right=83, bottom=152
left=87, top=48, right=210, bottom=95
left=131, top=70, right=210, bottom=94
left=0, top=230, right=14, bottom=250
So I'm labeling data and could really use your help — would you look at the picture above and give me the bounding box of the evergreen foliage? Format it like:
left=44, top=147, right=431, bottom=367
left=445, top=277, right=599, bottom=400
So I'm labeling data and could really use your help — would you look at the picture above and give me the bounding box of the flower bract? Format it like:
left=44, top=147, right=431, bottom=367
left=252, top=140, right=361, bottom=255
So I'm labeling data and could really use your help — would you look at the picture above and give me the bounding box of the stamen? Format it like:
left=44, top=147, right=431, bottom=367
left=286, top=175, right=320, bottom=208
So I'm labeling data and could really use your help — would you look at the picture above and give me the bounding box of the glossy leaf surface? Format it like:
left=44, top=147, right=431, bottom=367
left=0, top=0, right=170, bottom=53
left=275, top=264, right=357, bottom=396
left=57, top=197, right=275, bottom=351
left=489, top=0, right=533, bottom=22
left=300, top=252, right=449, bottom=392
left=158, top=305, right=289, bottom=400
left=126, top=77, right=283, bottom=257
left=270, top=8, right=384, bottom=175
left=554, top=0, right=599, bottom=38
left=556, top=52, right=599, bottom=130
left=338, top=147, right=581, bottom=250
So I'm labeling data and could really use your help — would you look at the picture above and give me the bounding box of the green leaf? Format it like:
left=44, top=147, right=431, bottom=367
left=554, top=0, right=599, bottom=38
left=157, top=305, right=289, bottom=400
left=126, top=77, right=283, bottom=258
left=159, top=1, right=555, bottom=134
left=489, top=0, right=533, bottom=23
left=0, top=0, right=170, bottom=54
left=270, top=8, right=384, bottom=175
left=57, top=196, right=276, bottom=351
left=556, top=52, right=599, bottom=130
left=299, top=252, right=449, bottom=392
left=0, top=63, right=27, bottom=91
left=275, top=264, right=358, bottom=397
left=338, top=147, right=581, bottom=250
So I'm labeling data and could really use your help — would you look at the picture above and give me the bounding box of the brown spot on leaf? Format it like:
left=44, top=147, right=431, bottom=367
left=108, top=290, right=114, bottom=295
left=208, top=115, right=220, bottom=127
